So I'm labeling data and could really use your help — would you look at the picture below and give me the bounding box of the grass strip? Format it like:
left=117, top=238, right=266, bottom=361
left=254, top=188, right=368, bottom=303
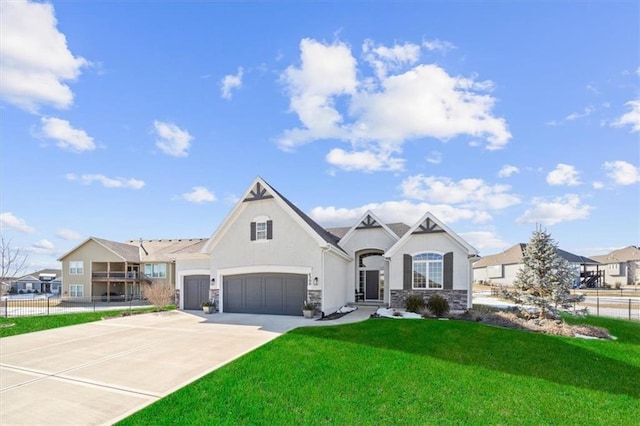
left=0, top=306, right=174, bottom=338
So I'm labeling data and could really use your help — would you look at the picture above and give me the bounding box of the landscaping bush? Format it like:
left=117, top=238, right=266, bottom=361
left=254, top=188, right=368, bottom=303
left=405, top=294, right=425, bottom=313
left=426, top=294, right=450, bottom=317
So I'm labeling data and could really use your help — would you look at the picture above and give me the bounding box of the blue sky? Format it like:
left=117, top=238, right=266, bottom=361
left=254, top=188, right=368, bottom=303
left=1, top=0, right=638, bottom=274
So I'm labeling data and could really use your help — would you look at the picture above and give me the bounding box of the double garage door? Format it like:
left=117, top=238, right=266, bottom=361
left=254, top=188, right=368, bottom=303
left=223, top=273, right=307, bottom=316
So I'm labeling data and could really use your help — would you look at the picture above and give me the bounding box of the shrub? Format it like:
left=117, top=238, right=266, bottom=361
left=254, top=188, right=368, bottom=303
left=405, top=294, right=425, bottom=313
left=614, top=281, right=622, bottom=290
left=426, top=294, right=450, bottom=317
left=420, top=307, right=433, bottom=318
left=143, top=281, right=175, bottom=310
left=468, top=305, right=495, bottom=322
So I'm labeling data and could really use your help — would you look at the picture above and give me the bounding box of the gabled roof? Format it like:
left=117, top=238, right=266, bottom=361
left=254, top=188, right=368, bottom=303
left=202, top=177, right=348, bottom=258
left=473, top=243, right=599, bottom=268
left=591, top=245, right=640, bottom=264
left=385, top=212, right=478, bottom=258
left=337, top=210, right=401, bottom=246
left=15, top=269, right=62, bottom=282
left=57, top=237, right=140, bottom=262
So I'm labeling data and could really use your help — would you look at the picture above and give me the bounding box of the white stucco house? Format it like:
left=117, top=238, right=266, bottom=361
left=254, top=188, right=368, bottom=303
left=176, top=177, right=478, bottom=316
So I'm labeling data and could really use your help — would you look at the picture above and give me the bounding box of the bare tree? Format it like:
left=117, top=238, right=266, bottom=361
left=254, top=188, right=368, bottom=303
left=143, top=280, right=175, bottom=310
left=1, top=237, right=29, bottom=279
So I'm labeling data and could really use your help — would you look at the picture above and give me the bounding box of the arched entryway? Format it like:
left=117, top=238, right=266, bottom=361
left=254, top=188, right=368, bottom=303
left=357, top=250, right=385, bottom=301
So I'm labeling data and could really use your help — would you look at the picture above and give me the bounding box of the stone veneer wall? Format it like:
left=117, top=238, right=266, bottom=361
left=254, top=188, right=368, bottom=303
left=390, top=290, right=468, bottom=311
left=307, top=289, right=322, bottom=315
left=174, top=288, right=180, bottom=308
left=210, top=288, right=220, bottom=311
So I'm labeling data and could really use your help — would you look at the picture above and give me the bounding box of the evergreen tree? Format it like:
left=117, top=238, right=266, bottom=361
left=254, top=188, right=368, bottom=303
left=508, top=226, right=580, bottom=318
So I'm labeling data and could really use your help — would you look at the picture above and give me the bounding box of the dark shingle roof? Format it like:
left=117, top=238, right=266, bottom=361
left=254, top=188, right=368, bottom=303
left=265, top=180, right=344, bottom=251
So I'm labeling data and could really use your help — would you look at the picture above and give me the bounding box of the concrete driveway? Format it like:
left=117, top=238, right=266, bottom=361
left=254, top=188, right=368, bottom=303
left=0, top=307, right=374, bottom=425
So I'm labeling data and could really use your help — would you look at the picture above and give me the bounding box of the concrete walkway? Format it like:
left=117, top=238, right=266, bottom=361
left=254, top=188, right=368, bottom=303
left=0, top=307, right=375, bottom=426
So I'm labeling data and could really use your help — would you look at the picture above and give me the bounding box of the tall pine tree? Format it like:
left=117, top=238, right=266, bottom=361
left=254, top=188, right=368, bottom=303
left=509, top=226, right=578, bottom=318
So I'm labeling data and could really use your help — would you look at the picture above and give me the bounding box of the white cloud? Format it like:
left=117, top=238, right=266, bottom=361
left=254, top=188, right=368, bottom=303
left=592, top=181, right=605, bottom=189
left=182, top=186, right=216, bottom=203
left=401, top=175, right=520, bottom=210
left=0, top=0, right=89, bottom=112
left=153, top=120, right=193, bottom=157
left=566, top=106, right=594, bottom=121
left=27, top=239, right=55, bottom=254
left=426, top=151, right=442, bottom=164
left=311, top=200, right=491, bottom=228
left=611, top=100, right=640, bottom=132
left=40, top=117, right=96, bottom=152
left=546, top=163, right=581, bottom=186
left=603, top=160, right=640, bottom=185
left=220, top=67, right=244, bottom=99
left=0, top=212, right=36, bottom=233
left=278, top=38, right=357, bottom=151
left=363, top=39, right=421, bottom=80
left=66, top=173, right=145, bottom=189
left=56, top=229, right=82, bottom=240
left=278, top=38, right=511, bottom=170
left=498, top=165, right=519, bottom=178
left=326, top=148, right=404, bottom=172
left=459, top=231, right=509, bottom=252
left=516, top=194, right=593, bottom=226
left=422, top=38, right=457, bottom=53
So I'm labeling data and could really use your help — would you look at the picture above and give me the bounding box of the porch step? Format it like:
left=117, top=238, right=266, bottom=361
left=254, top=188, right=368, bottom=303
left=348, top=301, right=386, bottom=308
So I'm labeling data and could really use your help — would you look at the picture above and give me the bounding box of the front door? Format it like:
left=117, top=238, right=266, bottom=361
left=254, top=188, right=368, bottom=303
left=365, top=270, right=379, bottom=300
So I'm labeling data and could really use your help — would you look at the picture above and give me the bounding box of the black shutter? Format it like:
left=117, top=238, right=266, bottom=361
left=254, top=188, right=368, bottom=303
left=250, top=222, right=256, bottom=241
left=266, top=220, right=273, bottom=240
left=403, top=254, right=413, bottom=290
left=443, top=252, right=453, bottom=289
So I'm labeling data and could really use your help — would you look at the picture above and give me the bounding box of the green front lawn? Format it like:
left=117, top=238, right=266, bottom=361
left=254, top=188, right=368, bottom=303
left=120, top=316, right=640, bottom=425
left=0, top=307, right=172, bottom=337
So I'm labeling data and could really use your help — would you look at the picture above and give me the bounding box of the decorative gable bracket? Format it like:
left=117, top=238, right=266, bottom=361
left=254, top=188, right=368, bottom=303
left=244, top=182, right=273, bottom=202
left=356, top=214, right=382, bottom=229
left=412, top=217, right=445, bottom=234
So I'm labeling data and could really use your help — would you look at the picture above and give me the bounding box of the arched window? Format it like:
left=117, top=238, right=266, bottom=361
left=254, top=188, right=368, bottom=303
left=413, top=252, right=443, bottom=289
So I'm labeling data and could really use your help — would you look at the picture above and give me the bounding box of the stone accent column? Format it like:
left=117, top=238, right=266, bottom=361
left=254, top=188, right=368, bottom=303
left=174, top=288, right=180, bottom=309
left=390, top=289, right=468, bottom=311
left=307, top=289, right=322, bottom=315
left=210, top=288, right=220, bottom=311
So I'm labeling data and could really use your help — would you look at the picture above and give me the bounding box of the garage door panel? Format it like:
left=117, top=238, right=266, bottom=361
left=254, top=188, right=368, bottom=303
left=223, top=277, right=243, bottom=312
left=223, top=273, right=306, bottom=316
left=184, top=275, right=210, bottom=310
left=284, top=277, right=306, bottom=312
left=244, top=276, right=264, bottom=311
left=264, top=277, right=284, bottom=314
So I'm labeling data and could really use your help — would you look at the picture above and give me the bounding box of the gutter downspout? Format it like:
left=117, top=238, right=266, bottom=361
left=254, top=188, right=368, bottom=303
left=320, top=245, right=330, bottom=318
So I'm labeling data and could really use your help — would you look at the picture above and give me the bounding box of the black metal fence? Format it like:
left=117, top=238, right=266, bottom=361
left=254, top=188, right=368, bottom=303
left=577, top=297, right=640, bottom=321
left=0, top=295, right=153, bottom=318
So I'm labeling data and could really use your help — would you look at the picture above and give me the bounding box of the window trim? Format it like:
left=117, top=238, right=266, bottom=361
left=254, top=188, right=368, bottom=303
left=412, top=252, right=444, bottom=290
left=255, top=220, right=268, bottom=241
left=69, top=284, right=84, bottom=298
left=144, top=263, right=167, bottom=279
left=69, top=261, right=84, bottom=275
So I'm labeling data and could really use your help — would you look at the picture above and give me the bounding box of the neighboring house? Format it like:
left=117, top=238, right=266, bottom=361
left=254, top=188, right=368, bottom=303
left=176, top=177, right=478, bottom=315
left=9, top=269, right=63, bottom=294
left=588, top=246, right=640, bottom=286
left=473, top=244, right=599, bottom=287
left=58, top=237, right=206, bottom=300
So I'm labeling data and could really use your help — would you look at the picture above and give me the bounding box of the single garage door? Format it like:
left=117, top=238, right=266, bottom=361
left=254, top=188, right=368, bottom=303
left=183, top=275, right=210, bottom=310
left=223, top=273, right=307, bottom=316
